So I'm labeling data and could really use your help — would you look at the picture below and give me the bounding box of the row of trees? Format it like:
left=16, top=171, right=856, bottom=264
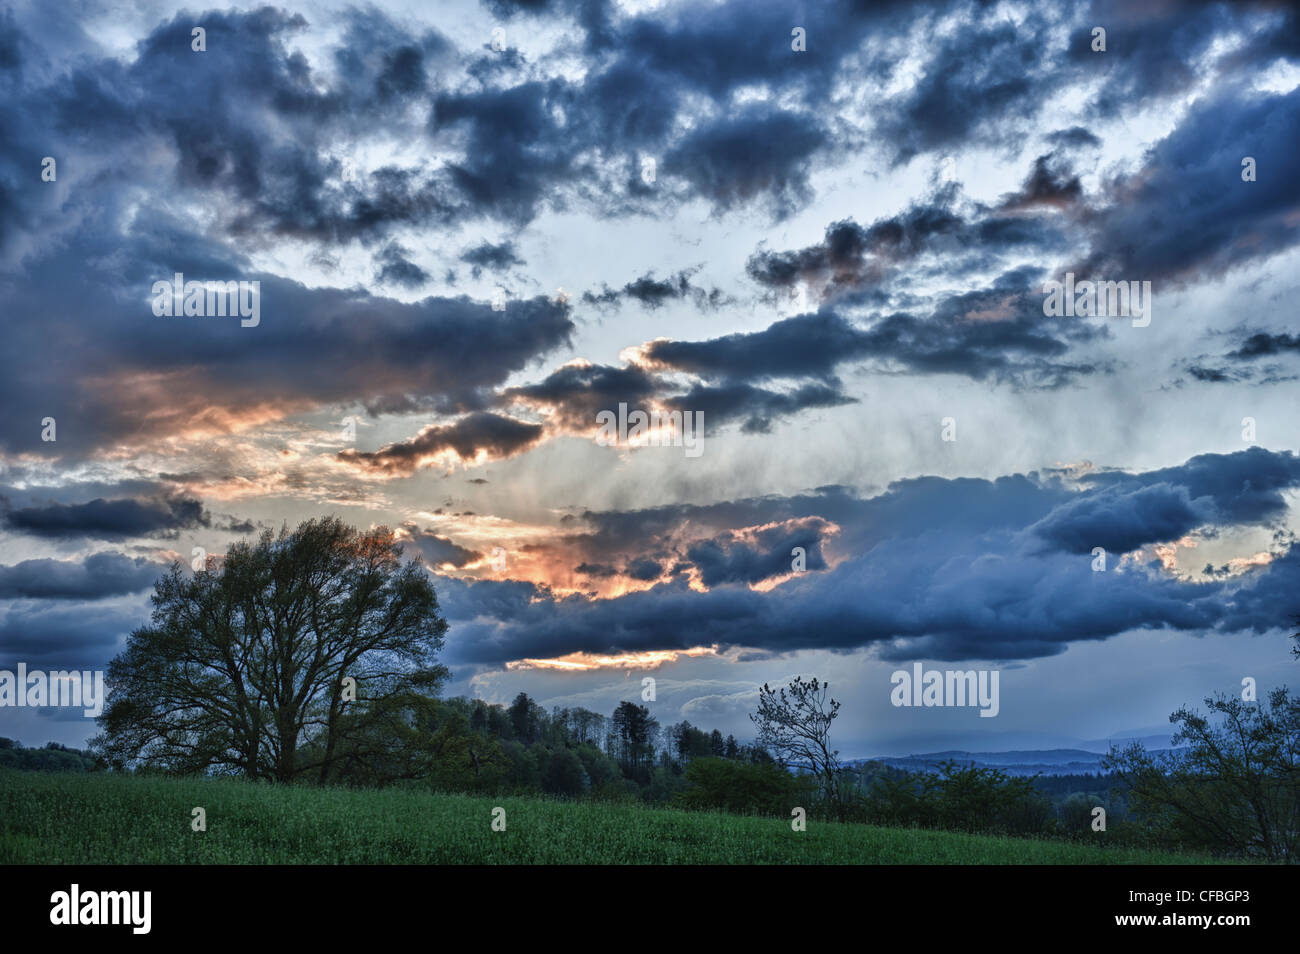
left=755, top=673, right=1300, bottom=859
left=0, top=738, right=99, bottom=773
left=91, top=517, right=780, bottom=796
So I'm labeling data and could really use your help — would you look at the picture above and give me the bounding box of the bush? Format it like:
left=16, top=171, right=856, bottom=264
left=863, top=761, right=1053, bottom=837
left=675, top=757, right=813, bottom=816
left=542, top=747, right=589, bottom=797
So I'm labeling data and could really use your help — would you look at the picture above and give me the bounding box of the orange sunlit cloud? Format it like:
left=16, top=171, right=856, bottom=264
left=1223, top=551, right=1275, bottom=572
left=1126, top=534, right=1278, bottom=581
left=506, top=646, right=720, bottom=671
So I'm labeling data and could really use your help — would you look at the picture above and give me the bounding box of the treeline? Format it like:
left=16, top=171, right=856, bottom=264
left=308, top=693, right=779, bottom=803
left=0, top=738, right=101, bottom=773
left=0, top=717, right=1139, bottom=841
left=835, top=761, right=1143, bottom=841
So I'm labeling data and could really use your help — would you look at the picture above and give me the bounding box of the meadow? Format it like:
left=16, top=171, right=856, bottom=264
left=0, top=768, right=1240, bottom=865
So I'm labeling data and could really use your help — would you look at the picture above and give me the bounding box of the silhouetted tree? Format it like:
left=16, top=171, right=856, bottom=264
left=508, top=692, right=542, bottom=744
left=709, top=729, right=725, bottom=757
left=1103, top=688, right=1300, bottom=862
left=611, top=701, right=658, bottom=780
left=751, top=676, right=844, bottom=818
left=95, top=517, right=448, bottom=783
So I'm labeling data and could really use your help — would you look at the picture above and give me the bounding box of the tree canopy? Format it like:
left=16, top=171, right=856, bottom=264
left=94, top=517, right=448, bottom=783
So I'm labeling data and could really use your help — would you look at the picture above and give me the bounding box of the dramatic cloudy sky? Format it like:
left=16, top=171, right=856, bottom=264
left=2, top=0, right=1299, bottom=756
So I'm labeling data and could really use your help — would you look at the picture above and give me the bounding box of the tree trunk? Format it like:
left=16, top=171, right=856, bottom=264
left=318, top=688, right=343, bottom=786
left=276, top=713, right=298, bottom=783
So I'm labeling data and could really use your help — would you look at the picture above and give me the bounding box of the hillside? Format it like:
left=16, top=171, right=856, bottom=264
left=0, top=768, right=1239, bottom=865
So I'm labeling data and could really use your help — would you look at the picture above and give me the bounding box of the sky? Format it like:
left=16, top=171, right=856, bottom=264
left=1, top=0, right=1299, bottom=758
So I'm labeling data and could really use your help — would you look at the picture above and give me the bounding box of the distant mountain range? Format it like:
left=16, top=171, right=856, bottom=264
left=847, top=730, right=1180, bottom=776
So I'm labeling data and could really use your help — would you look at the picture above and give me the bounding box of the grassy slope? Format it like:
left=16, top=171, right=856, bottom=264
left=0, top=768, right=1236, bottom=865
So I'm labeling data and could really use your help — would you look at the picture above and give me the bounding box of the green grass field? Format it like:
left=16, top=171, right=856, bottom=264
left=0, top=768, right=1239, bottom=864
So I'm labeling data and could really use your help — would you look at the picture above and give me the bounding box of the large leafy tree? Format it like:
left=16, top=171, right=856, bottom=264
left=94, top=517, right=448, bottom=783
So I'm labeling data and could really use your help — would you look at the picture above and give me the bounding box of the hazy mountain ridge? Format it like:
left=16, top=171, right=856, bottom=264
left=847, top=732, right=1180, bottom=776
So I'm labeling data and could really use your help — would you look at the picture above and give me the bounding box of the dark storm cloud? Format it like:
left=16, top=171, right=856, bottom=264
left=597, top=0, right=941, bottom=109
left=747, top=219, right=882, bottom=292
left=3, top=495, right=209, bottom=540
left=643, top=312, right=868, bottom=381
left=438, top=448, right=1300, bottom=665
left=5, top=0, right=1298, bottom=265
left=1227, top=333, right=1300, bottom=360
left=1082, top=447, right=1300, bottom=526
left=725, top=5, right=1300, bottom=297
left=582, top=268, right=729, bottom=311
left=686, top=519, right=832, bottom=586
left=113, top=8, right=456, bottom=244
left=0, top=553, right=162, bottom=600
left=499, top=362, right=662, bottom=430
left=996, top=154, right=1083, bottom=211
left=1028, top=483, right=1204, bottom=555
left=1227, top=2, right=1300, bottom=64
left=0, top=7, right=475, bottom=256
left=666, top=381, right=855, bottom=434
left=1044, top=126, right=1102, bottom=149
left=0, top=4, right=596, bottom=460
left=663, top=106, right=829, bottom=218
left=1172, top=328, right=1300, bottom=387
left=401, top=524, right=482, bottom=568
left=0, top=601, right=146, bottom=671
left=1185, top=365, right=1249, bottom=384
left=431, top=78, right=582, bottom=224
left=0, top=7, right=21, bottom=71
left=642, top=271, right=1107, bottom=390
left=1, top=0, right=676, bottom=249
left=618, top=558, right=662, bottom=582
left=339, top=412, right=545, bottom=476
left=433, top=0, right=1080, bottom=219
left=1077, top=85, right=1300, bottom=283
left=745, top=185, right=1069, bottom=301
left=888, top=272, right=1107, bottom=388
left=1067, top=1, right=1236, bottom=119
left=332, top=7, right=451, bottom=103
left=499, top=353, right=854, bottom=435
left=460, top=240, right=525, bottom=277
left=0, top=219, right=574, bottom=455
left=374, top=242, right=430, bottom=288
left=437, top=542, right=1240, bottom=666
left=878, top=17, right=1056, bottom=162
